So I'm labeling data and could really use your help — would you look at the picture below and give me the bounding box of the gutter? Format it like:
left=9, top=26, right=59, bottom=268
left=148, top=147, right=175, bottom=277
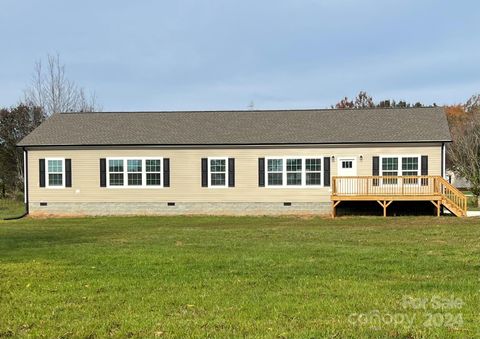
left=18, top=140, right=453, bottom=148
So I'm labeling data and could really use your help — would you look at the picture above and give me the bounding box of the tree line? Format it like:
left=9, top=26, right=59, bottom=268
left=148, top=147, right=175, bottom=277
left=333, top=91, right=430, bottom=109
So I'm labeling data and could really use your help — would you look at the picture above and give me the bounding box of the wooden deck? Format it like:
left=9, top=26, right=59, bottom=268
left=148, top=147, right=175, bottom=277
left=331, top=176, right=467, bottom=217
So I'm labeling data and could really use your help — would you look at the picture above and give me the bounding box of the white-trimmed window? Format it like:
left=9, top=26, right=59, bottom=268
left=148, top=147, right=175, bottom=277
left=109, top=159, right=124, bottom=186
left=146, top=159, right=162, bottom=186
left=305, top=158, right=322, bottom=185
left=46, top=158, right=65, bottom=187
left=267, top=159, right=283, bottom=186
left=208, top=158, right=228, bottom=187
left=266, top=157, right=323, bottom=187
left=107, top=158, right=163, bottom=188
left=381, top=157, right=398, bottom=185
left=127, top=159, right=142, bottom=186
left=286, top=159, right=302, bottom=186
left=381, top=156, right=420, bottom=185
left=401, top=156, right=419, bottom=184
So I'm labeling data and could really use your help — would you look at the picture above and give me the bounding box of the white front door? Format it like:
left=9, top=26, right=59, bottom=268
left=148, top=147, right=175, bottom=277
left=338, top=158, right=357, bottom=177
left=337, top=158, right=358, bottom=194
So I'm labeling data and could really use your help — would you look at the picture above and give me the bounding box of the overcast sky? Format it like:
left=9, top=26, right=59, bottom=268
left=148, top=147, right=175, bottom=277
left=1, top=0, right=479, bottom=111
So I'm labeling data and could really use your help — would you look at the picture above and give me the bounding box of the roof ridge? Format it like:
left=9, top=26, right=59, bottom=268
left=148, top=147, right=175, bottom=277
left=59, top=106, right=442, bottom=115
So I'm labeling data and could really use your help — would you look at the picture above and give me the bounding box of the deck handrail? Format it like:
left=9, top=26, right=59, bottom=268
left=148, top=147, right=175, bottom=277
left=333, top=175, right=435, bottom=179
left=332, top=175, right=438, bottom=196
left=436, top=176, right=466, bottom=197
left=436, top=177, right=468, bottom=213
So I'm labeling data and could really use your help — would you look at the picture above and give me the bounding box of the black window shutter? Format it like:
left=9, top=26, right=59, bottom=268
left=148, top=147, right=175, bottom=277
left=258, top=158, right=265, bottom=187
left=421, top=156, right=428, bottom=175
left=201, top=158, right=208, bottom=187
left=65, top=159, right=72, bottom=187
left=372, top=156, right=380, bottom=186
left=372, top=156, right=380, bottom=176
left=100, top=158, right=107, bottom=187
left=228, top=158, right=235, bottom=187
left=421, top=155, right=428, bottom=186
left=163, top=158, right=170, bottom=187
left=39, top=159, right=45, bottom=187
left=323, top=157, right=331, bottom=187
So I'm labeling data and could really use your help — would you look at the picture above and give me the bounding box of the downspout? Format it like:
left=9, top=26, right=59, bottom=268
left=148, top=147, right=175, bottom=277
left=441, top=142, right=447, bottom=216
left=441, top=142, right=446, bottom=179
left=24, top=147, right=29, bottom=215
left=3, top=148, right=29, bottom=220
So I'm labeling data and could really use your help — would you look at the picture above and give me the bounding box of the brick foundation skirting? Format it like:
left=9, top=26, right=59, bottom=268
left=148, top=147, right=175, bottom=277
left=29, top=201, right=332, bottom=216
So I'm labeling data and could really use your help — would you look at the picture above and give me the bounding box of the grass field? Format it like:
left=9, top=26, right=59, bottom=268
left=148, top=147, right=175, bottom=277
left=462, top=191, right=480, bottom=211
left=0, top=199, right=25, bottom=219
left=0, top=216, right=479, bottom=338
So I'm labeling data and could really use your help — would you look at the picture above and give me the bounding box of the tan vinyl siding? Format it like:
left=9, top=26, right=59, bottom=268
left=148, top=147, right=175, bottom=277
left=27, top=144, right=442, bottom=204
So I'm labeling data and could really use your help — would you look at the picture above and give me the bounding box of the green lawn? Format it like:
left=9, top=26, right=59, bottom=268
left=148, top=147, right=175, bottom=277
left=0, top=199, right=25, bottom=219
left=462, top=192, right=480, bottom=211
left=0, top=216, right=479, bottom=338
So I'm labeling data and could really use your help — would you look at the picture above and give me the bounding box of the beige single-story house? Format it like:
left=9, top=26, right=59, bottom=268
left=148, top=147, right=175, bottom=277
left=18, top=107, right=467, bottom=217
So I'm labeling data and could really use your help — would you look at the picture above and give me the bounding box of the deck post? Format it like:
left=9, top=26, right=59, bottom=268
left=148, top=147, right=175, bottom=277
left=377, top=200, right=386, bottom=217
left=377, top=200, right=392, bottom=217
left=332, top=201, right=341, bottom=218
left=431, top=200, right=441, bottom=217
left=384, top=200, right=393, bottom=217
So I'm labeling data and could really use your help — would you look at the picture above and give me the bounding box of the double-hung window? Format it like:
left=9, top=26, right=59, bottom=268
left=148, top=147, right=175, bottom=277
left=146, top=159, right=162, bottom=186
left=266, top=157, right=322, bottom=187
left=305, top=158, right=322, bottom=185
left=381, top=156, right=420, bottom=185
left=107, top=158, right=163, bottom=187
left=46, top=158, right=64, bottom=187
left=402, top=157, right=419, bottom=184
left=209, top=158, right=227, bottom=187
left=109, top=159, right=124, bottom=186
left=127, top=160, right=142, bottom=186
left=267, top=159, right=283, bottom=186
left=286, top=159, right=302, bottom=186
left=381, top=157, right=398, bottom=185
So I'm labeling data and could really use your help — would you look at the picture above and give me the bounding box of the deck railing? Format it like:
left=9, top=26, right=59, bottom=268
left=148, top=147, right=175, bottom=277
left=332, top=175, right=439, bottom=197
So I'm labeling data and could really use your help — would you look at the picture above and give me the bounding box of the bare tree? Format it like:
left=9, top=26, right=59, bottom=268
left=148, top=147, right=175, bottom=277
left=334, top=97, right=354, bottom=109
left=23, top=53, right=100, bottom=115
left=333, top=91, right=374, bottom=109
left=465, top=93, right=480, bottom=112
left=353, top=91, right=375, bottom=108
left=448, top=117, right=480, bottom=206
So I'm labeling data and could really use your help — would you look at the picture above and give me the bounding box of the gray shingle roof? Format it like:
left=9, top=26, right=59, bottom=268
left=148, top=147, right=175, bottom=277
left=18, top=107, right=451, bottom=147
